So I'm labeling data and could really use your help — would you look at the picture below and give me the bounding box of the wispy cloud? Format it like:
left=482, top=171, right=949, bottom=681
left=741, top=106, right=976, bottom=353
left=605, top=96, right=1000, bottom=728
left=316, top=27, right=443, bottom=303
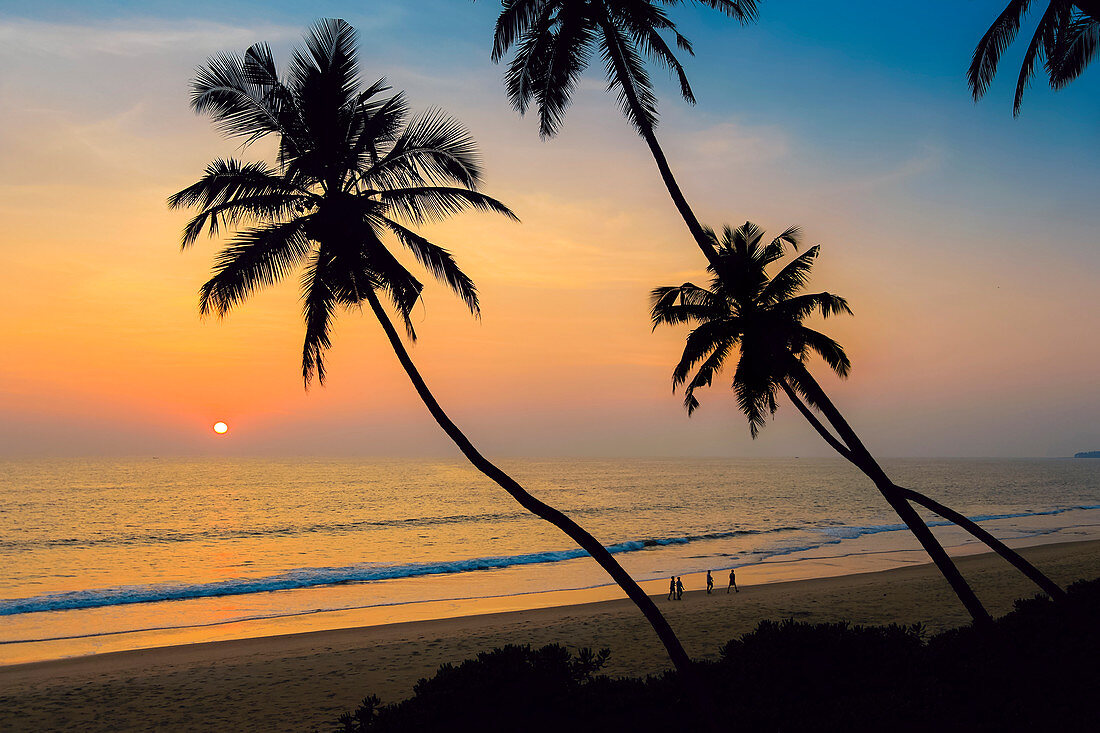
left=672, top=120, right=790, bottom=169
left=826, top=143, right=945, bottom=198
left=0, top=18, right=300, bottom=58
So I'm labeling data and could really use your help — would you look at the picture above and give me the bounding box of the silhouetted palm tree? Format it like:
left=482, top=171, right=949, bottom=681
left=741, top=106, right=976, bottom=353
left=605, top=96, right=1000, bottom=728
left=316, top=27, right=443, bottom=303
left=969, top=1, right=1100, bottom=115
left=169, top=19, right=693, bottom=674
left=652, top=223, right=1065, bottom=623
left=1049, top=9, right=1100, bottom=88
left=486, top=0, right=758, bottom=266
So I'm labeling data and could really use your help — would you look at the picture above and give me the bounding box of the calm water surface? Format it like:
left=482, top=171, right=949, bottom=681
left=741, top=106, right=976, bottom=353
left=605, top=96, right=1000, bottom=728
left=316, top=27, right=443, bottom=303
left=1, top=457, right=1098, bottom=661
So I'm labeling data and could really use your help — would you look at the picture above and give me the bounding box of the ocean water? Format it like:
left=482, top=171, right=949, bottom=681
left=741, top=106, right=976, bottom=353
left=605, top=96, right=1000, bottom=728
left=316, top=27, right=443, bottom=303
left=1, top=457, right=1098, bottom=663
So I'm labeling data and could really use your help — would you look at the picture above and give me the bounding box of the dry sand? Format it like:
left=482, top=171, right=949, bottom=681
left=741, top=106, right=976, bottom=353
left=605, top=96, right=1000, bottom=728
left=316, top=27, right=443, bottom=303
left=1, top=539, right=1097, bottom=732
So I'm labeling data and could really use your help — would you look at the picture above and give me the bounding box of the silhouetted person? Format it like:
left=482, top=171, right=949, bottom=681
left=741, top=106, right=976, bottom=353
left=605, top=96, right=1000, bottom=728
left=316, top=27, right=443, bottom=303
left=668, top=576, right=676, bottom=601
left=706, top=570, right=714, bottom=594
left=727, top=568, right=739, bottom=593
left=675, top=576, right=684, bottom=600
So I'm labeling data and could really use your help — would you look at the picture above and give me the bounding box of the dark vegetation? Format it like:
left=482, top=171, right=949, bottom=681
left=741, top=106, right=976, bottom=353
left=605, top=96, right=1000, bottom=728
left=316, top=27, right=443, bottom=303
left=335, top=578, right=1100, bottom=732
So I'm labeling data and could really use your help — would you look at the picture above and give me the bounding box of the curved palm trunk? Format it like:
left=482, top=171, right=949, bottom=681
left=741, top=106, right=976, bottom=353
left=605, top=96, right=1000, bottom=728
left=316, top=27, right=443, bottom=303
left=782, top=382, right=1062, bottom=599
left=363, top=288, right=694, bottom=674
left=893, top=486, right=1066, bottom=600
left=596, top=19, right=719, bottom=269
left=781, top=381, right=1065, bottom=601
left=779, top=374, right=993, bottom=625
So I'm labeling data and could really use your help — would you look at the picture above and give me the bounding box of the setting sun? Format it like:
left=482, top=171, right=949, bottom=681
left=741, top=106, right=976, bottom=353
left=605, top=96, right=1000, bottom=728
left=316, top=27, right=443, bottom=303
left=212, top=422, right=229, bottom=435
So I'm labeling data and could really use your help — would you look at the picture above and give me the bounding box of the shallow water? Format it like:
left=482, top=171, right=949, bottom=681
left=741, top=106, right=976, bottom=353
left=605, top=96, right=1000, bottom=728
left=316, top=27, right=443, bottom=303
left=1, top=457, right=1098, bottom=662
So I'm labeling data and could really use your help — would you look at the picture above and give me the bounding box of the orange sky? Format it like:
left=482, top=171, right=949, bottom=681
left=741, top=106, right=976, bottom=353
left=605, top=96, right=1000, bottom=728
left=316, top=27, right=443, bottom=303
left=1, top=5, right=1098, bottom=457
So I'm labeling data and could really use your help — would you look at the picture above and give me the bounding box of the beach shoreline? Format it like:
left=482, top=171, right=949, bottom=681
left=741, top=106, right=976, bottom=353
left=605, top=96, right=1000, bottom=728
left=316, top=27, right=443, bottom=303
left=7, top=505, right=1096, bottom=668
left=2, top=539, right=1098, bottom=732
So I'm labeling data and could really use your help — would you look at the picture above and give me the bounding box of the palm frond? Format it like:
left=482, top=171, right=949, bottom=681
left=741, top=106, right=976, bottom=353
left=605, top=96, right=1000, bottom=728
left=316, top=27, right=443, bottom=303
left=384, top=219, right=480, bottom=316
left=760, top=225, right=802, bottom=264
left=796, top=327, right=852, bottom=378
left=774, top=292, right=852, bottom=322
left=169, top=159, right=296, bottom=209
left=682, top=338, right=733, bottom=415
left=376, top=187, right=518, bottom=226
left=181, top=194, right=309, bottom=249
left=168, top=159, right=308, bottom=248
left=638, top=25, right=695, bottom=102
left=191, top=48, right=294, bottom=147
left=671, top=320, right=737, bottom=388
left=758, top=245, right=820, bottom=305
left=365, top=108, right=483, bottom=190
left=782, top=358, right=830, bottom=414
left=347, top=84, right=406, bottom=170
left=732, top=352, right=778, bottom=438
left=199, top=220, right=313, bottom=317
left=536, top=5, right=597, bottom=138
left=300, top=248, right=339, bottom=387
left=614, top=3, right=695, bottom=102
left=1013, top=2, right=1069, bottom=115
left=600, top=22, right=660, bottom=133
left=503, top=6, right=558, bottom=119
left=690, top=0, right=760, bottom=22
left=1050, top=10, right=1100, bottom=87
left=492, top=0, right=548, bottom=62
left=968, top=0, right=1033, bottom=100
left=361, top=232, right=425, bottom=341
left=650, top=283, right=722, bottom=327
left=288, top=18, right=360, bottom=103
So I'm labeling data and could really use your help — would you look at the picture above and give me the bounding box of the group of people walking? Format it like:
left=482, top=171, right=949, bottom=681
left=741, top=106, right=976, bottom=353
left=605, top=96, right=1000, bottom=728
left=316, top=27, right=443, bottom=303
left=667, top=569, right=738, bottom=600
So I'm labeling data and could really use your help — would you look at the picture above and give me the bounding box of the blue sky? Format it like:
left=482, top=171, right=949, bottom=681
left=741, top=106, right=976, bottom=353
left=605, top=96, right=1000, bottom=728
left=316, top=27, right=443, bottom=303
left=0, top=1, right=1097, bottom=457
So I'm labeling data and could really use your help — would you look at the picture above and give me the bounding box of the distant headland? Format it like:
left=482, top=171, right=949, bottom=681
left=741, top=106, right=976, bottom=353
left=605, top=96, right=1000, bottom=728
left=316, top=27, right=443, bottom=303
left=1074, top=451, right=1100, bottom=458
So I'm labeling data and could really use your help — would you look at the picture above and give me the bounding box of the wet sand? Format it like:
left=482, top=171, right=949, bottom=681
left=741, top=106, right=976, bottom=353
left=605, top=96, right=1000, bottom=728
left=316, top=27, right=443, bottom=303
left=1, top=539, right=1097, bottom=732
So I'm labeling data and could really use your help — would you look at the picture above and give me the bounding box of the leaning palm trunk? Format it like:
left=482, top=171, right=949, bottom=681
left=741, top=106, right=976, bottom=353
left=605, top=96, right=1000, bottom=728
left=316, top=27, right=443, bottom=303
left=596, top=18, right=719, bottom=269
left=780, top=367, right=993, bottom=625
left=178, top=17, right=698, bottom=686
left=893, top=487, right=1066, bottom=600
left=363, top=288, right=694, bottom=673
left=779, top=377, right=1066, bottom=602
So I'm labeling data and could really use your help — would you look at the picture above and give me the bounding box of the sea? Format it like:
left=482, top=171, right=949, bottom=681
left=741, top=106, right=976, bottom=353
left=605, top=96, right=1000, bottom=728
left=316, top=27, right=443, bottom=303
left=1, top=457, right=1098, bottom=665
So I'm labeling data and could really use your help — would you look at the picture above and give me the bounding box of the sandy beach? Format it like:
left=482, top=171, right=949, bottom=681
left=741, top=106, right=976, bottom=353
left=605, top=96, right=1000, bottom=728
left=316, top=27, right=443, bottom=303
left=1, top=539, right=1096, bottom=732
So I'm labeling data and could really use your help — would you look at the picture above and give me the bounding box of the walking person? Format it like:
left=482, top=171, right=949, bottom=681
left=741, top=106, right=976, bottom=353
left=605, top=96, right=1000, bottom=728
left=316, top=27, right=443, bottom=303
left=727, top=568, right=739, bottom=594
left=675, top=576, right=684, bottom=600
left=706, top=570, right=714, bottom=595
left=667, top=576, right=676, bottom=601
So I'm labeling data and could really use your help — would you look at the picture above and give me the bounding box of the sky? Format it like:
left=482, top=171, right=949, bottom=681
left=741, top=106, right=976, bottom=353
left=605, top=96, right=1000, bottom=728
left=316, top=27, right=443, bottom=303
left=0, top=1, right=1097, bottom=458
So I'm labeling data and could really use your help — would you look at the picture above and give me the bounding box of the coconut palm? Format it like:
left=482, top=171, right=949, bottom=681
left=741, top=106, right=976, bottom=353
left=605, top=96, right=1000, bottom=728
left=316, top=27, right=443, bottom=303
left=969, top=1, right=1100, bottom=115
left=169, top=19, right=693, bottom=674
left=1049, top=9, right=1100, bottom=89
left=485, top=0, right=758, bottom=266
left=651, top=223, right=1065, bottom=624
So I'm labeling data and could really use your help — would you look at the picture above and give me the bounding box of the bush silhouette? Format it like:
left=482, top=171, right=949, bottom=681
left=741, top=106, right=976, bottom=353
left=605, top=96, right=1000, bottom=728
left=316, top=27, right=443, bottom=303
left=335, top=578, right=1100, bottom=732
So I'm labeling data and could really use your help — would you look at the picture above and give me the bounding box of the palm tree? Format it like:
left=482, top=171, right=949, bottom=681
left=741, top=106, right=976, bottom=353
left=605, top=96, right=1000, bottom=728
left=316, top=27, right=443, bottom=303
left=969, top=1, right=1100, bottom=115
left=1049, top=9, right=1100, bottom=89
left=651, top=223, right=1065, bottom=624
left=485, top=0, right=759, bottom=267
left=168, top=18, right=694, bottom=675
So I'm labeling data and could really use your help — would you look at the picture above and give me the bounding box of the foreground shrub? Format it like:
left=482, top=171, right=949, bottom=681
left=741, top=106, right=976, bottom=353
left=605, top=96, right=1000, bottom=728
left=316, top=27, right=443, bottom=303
left=336, top=578, right=1100, bottom=732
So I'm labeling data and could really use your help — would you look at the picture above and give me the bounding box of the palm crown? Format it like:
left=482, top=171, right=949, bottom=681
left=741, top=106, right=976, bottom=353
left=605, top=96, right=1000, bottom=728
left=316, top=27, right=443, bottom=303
left=969, top=1, right=1100, bottom=115
left=651, top=222, right=851, bottom=435
left=168, top=19, right=516, bottom=384
left=488, top=0, right=758, bottom=137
